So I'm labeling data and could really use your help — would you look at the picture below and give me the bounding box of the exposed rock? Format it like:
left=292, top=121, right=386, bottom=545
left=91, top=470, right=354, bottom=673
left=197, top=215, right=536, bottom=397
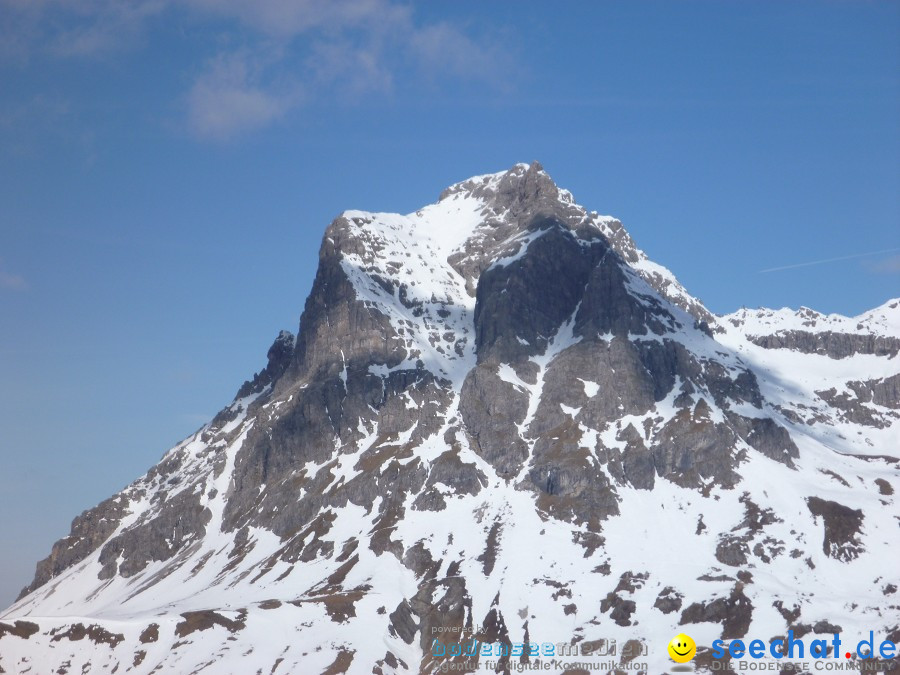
left=476, top=521, right=502, bottom=575
left=654, top=587, right=684, bottom=614
left=806, top=497, right=865, bottom=562
left=680, top=583, right=754, bottom=638
left=747, top=331, right=900, bottom=359
left=233, top=330, right=296, bottom=401
left=174, top=610, right=246, bottom=638
left=51, top=623, right=124, bottom=647
left=138, top=624, right=159, bottom=643
left=18, top=495, right=129, bottom=599
left=0, top=621, right=39, bottom=639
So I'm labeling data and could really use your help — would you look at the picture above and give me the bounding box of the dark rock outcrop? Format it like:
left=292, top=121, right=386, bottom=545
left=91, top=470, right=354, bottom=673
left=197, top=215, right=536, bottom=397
left=806, top=497, right=865, bottom=562
left=747, top=331, right=900, bottom=359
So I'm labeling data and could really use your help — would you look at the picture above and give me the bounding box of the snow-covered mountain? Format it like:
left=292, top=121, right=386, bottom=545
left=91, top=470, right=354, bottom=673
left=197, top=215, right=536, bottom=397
left=1, top=162, right=897, bottom=674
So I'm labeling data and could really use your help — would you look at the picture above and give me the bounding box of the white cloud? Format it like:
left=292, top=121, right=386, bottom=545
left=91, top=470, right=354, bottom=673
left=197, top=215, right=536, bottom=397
left=0, top=260, right=27, bottom=291
left=187, top=51, right=301, bottom=140
left=180, top=0, right=402, bottom=39
left=1, top=273, right=27, bottom=290
left=2, top=0, right=516, bottom=140
left=0, top=0, right=168, bottom=59
left=408, top=21, right=513, bottom=86
left=307, top=38, right=395, bottom=97
left=864, top=254, right=900, bottom=275
left=51, top=0, right=167, bottom=57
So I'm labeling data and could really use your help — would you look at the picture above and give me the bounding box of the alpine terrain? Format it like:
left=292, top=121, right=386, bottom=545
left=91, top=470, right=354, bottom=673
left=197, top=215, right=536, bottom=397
left=1, top=162, right=898, bottom=674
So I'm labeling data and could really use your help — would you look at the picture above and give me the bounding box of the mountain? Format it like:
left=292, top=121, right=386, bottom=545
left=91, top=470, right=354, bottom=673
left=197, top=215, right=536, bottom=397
left=1, top=162, right=897, bottom=674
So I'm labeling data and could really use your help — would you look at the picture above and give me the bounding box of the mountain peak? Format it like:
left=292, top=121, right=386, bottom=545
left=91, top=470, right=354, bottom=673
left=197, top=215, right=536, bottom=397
left=437, top=161, right=573, bottom=222
left=3, top=165, right=898, bottom=675
left=337, top=162, right=713, bottom=324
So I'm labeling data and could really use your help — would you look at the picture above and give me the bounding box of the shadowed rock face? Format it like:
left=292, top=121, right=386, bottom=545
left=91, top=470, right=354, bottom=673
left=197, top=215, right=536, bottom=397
left=814, top=374, right=900, bottom=429
left=234, top=331, right=295, bottom=401
left=473, top=219, right=603, bottom=364
left=6, top=163, right=898, bottom=675
left=17, top=496, right=128, bottom=600
left=680, top=583, right=754, bottom=639
left=806, top=497, right=865, bottom=562
left=748, top=331, right=900, bottom=359
left=456, top=208, right=794, bottom=526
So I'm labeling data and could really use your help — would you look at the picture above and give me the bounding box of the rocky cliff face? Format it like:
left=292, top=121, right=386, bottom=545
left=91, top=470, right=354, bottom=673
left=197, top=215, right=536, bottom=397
left=2, top=163, right=898, bottom=674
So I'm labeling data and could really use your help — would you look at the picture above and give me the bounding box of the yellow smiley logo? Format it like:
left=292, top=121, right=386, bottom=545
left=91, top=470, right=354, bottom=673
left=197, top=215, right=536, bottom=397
left=668, top=633, right=696, bottom=663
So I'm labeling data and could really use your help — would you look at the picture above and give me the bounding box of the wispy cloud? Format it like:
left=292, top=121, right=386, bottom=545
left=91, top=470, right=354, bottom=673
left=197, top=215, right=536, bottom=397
left=0, top=93, right=70, bottom=129
left=181, top=0, right=406, bottom=39
left=864, top=254, right=900, bottom=275
left=181, top=3, right=515, bottom=141
left=2, top=0, right=515, bottom=140
left=51, top=0, right=167, bottom=57
left=187, top=50, right=301, bottom=140
left=758, top=247, right=900, bottom=273
left=408, top=21, right=514, bottom=87
left=0, top=92, right=99, bottom=163
left=307, top=38, right=396, bottom=98
left=0, top=260, right=27, bottom=291
left=0, top=0, right=167, bottom=60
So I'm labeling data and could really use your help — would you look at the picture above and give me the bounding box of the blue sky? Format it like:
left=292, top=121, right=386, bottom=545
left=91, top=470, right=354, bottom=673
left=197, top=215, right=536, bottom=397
left=0, top=1, right=898, bottom=608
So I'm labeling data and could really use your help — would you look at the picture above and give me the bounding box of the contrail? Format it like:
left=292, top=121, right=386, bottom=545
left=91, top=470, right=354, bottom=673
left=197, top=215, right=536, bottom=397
left=758, top=246, right=900, bottom=273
